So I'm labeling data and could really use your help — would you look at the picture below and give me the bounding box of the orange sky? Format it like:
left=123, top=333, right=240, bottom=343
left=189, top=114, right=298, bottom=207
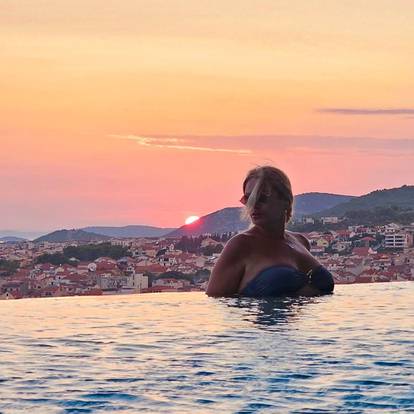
left=1, top=1, right=414, bottom=232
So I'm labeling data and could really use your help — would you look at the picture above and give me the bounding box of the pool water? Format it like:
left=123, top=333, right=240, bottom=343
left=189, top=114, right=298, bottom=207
left=0, top=282, right=413, bottom=413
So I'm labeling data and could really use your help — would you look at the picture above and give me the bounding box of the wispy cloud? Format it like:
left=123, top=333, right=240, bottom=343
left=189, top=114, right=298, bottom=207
left=109, top=134, right=251, bottom=155
left=317, top=108, right=414, bottom=115
left=109, top=133, right=414, bottom=159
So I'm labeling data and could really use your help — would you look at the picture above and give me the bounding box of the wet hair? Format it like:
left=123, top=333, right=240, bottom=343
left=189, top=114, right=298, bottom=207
left=241, top=165, right=294, bottom=223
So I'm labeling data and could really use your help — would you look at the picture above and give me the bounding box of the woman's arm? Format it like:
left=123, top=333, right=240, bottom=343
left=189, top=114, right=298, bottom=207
left=292, top=232, right=334, bottom=295
left=205, top=235, right=247, bottom=297
left=295, top=232, right=311, bottom=251
left=310, top=266, right=335, bottom=293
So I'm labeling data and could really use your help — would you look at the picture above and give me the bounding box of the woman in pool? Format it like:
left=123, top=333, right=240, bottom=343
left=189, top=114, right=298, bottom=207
left=206, top=165, right=334, bottom=297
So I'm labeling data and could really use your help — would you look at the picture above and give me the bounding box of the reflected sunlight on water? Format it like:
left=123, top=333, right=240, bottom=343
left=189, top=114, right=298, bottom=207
left=0, top=283, right=413, bottom=413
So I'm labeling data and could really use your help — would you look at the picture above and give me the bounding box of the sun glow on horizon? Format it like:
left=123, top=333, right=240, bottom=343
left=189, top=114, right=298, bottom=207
left=185, top=215, right=200, bottom=225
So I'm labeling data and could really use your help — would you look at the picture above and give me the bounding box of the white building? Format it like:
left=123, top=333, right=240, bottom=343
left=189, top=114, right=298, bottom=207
left=152, top=278, right=190, bottom=289
left=87, top=263, right=97, bottom=272
left=384, top=223, right=402, bottom=234
left=384, top=233, right=408, bottom=249
left=97, top=275, right=119, bottom=291
left=321, top=216, right=339, bottom=224
left=158, top=255, right=177, bottom=267
left=124, top=273, right=148, bottom=291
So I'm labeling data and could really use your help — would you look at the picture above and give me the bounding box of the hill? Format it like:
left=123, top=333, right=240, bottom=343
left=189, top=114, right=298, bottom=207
left=166, top=207, right=250, bottom=237
left=314, top=185, right=414, bottom=217
left=166, top=192, right=352, bottom=237
left=293, top=193, right=355, bottom=216
left=34, top=229, right=111, bottom=243
left=0, top=230, right=44, bottom=240
left=0, top=236, right=27, bottom=243
left=82, top=225, right=176, bottom=238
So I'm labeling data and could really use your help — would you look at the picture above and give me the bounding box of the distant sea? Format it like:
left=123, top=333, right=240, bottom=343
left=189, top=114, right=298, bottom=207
left=0, top=283, right=413, bottom=413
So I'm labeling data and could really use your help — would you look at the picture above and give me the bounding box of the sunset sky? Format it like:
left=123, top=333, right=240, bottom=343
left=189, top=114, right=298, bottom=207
left=2, top=0, right=414, bottom=234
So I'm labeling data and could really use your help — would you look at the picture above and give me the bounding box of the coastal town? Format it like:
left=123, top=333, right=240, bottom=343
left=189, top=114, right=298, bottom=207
left=0, top=221, right=413, bottom=300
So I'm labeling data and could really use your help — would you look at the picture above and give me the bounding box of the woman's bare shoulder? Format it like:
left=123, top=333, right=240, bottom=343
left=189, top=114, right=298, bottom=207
left=224, top=232, right=253, bottom=251
left=286, top=230, right=311, bottom=250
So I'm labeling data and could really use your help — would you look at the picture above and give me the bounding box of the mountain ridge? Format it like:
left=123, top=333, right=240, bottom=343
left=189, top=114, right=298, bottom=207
left=312, top=185, right=414, bottom=217
left=34, top=229, right=111, bottom=243
left=82, top=225, right=176, bottom=238
left=293, top=192, right=355, bottom=216
left=0, top=236, right=27, bottom=243
left=166, top=185, right=413, bottom=237
left=27, top=186, right=414, bottom=241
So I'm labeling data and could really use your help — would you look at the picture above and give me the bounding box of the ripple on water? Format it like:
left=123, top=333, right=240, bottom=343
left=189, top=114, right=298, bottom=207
left=104, top=377, right=145, bottom=383
left=374, top=360, right=410, bottom=367
left=82, top=391, right=140, bottom=401
left=0, top=284, right=412, bottom=413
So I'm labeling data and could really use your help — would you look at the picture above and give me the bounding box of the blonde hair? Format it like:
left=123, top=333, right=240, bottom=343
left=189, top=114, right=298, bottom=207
left=241, top=165, right=294, bottom=223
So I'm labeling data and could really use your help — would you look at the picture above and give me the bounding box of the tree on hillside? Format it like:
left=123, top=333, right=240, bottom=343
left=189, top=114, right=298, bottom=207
left=156, top=271, right=193, bottom=282
left=0, top=259, right=20, bottom=277
left=175, top=236, right=203, bottom=253
left=194, top=268, right=211, bottom=283
left=36, top=253, right=71, bottom=266
left=63, top=243, right=129, bottom=261
left=201, top=244, right=223, bottom=256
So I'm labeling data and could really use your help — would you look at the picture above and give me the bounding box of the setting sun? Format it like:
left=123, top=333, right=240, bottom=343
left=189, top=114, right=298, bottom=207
left=185, top=215, right=200, bottom=225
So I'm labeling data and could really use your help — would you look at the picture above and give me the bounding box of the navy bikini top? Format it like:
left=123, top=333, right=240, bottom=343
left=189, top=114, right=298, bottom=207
left=241, top=265, right=334, bottom=297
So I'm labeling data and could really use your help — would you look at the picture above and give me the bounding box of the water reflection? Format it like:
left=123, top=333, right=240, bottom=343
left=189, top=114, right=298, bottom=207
left=0, top=285, right=412, bottom=413
left=222, top=296, right=318, bottom=328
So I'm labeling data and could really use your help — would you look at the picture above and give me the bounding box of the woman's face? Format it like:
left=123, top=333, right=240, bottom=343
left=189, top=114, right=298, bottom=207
left=243, top=178, right=288, bottom=225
